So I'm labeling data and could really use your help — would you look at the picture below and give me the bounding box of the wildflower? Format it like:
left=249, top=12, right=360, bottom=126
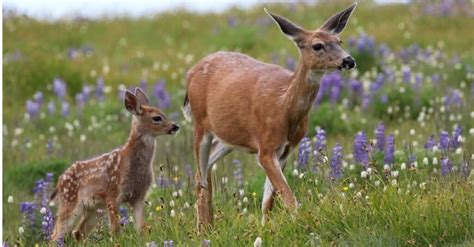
left=153, top=79, right=171, bottom=109
left=441, top=157, right=452, bottom=176
left=432, top=157, right=438, bottom=165
left=119, top=207, right=129, bottom=225
left=292, top=169, right=299, bottom=177
left=313, top=129, right=327, bottom=168
left=242, top=197, right=248, bottom=204
left=169, top=200, right=175, bottom=207
left=164, top=240, right=174, bottom=247
left=7, top=196, right=13, bottom=203
left=423, top=157, right=429, bottom=165
left=202, top=239, right=211, bottom=247
left=26, top=100, right=41, bottom=119
left=254, top=237, right=263, bottom=247
left=19, top=226, right=24, bottom=234
left=361, top=171, right=368, bottom=178
left=297, top=137, right=311, bottom=170
left=330, top=144, right=343, bottom=180
left=391, top=170, right=399, bottom=177
left=439, top=130, right=450, bottom=150
left=353, top=132, right=369, bottom=169
left=52, top=78, right=67, bottom=99
left=424, top=135, right=436, bottom=150
left=455, top=148, right=462, bottom=155
left=409, top=129, right=415, bottom=136
left=451, top=125, right=462, bottom=149
left=469, top=128, right=474, bottom=136
left=374, top=180, right=380, bottom=187
left=242, top=208, right=248, bottom=214
left=348, top=182, right=355, bottom=189
left=383, top=164, right=390, bottom=172
left=252, top=192, right=257, bottom=197
left=375, top=123, right=385, bottom=152
left=233, top=160, right=244, bottom=188
left=155, top=205, right=162, bottom=212
left=391, top=179, right=397, bottom=186
left=170, top=210, right=176, bottom=218
left=401, top=163, right=406, bottom=170
left=42, top=207, right=55, bottom=240
left=61, top=102, right=69, bottom=117
left=384, top=134, right=395, bottom=165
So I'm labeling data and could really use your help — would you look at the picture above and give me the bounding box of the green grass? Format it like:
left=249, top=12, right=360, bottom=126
left=3, top=1, right=474, bottom=246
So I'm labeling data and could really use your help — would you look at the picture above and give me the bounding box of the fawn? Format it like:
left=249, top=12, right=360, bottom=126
left=183, top=3, right=357, bottom=229
left=50, top=88, right=179, bottom=241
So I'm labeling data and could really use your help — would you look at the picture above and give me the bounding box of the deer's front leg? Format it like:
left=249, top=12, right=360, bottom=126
left=106, top=199, right=120, bottom=235
left=258, top=150, right=297, bottom=209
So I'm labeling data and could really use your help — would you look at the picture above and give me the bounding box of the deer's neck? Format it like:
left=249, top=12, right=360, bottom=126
left=283, top=62, right=325, bottom=121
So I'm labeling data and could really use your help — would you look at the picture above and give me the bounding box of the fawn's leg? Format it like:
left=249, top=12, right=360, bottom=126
left=133, top=199, right=146, bottom=232
left=106, top=198, right=120, bottom=235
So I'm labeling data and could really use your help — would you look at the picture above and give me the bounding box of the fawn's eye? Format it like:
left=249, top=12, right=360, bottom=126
left=312, top=43, right=324, bottom=51
left=152, top=116, right=163, bottom=123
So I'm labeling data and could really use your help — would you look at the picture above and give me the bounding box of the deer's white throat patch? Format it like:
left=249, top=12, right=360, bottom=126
left=308, top=70, right=326, bottom=86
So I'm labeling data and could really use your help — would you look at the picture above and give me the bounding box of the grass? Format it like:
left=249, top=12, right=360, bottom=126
left=3, top=1, right=474, bottom=246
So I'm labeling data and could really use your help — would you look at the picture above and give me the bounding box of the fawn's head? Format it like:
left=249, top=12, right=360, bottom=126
left=124, top=88, right=180, bottom=136
left=266, top=2, right=357, bottom=71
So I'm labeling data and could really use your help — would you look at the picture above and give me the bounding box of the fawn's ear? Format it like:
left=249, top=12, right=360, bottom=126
left=124, top=90, right=143, bottom=116
left=318, top=2, right=357, bottom=35
left=134, top=87, right=150, bottom=106
left=265, top=8, right=305, bottom=46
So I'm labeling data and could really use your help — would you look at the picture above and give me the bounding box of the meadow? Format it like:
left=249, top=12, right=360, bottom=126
left=2, top=1, right=474, bottom=246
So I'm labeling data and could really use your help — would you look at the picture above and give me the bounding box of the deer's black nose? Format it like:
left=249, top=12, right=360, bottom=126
left=342, top=56, right=356, bottom=69
left=171, top=124, right=180, bottom=132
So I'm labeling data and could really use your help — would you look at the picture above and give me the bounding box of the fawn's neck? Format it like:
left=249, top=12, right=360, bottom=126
left=124, top=118, right=156, bottom=165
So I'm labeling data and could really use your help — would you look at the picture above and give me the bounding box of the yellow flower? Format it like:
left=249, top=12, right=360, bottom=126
left=173, top=177, right=179, bottom=182
left=35, top=244, right=39, bottom=247
left=342, top=187, right=349, bottom=191
left=252, top=192, right=257, bottom=197
left=155, top=205, right=162, bottom=212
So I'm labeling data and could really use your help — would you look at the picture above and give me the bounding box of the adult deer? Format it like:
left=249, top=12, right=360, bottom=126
left=183, top=3, right=357, bottom=229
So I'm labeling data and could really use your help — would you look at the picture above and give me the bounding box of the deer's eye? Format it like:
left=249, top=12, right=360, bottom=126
left=152, top=116, right=163, bottom=123
left=312, top=43, right=324, bottom=51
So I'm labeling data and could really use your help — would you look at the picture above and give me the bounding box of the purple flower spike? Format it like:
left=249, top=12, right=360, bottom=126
left=353, top=131, right=369, bottom=169
left=53, top=78, right=67, bottom=99
left=297, top=137, right=311, bottom=170
left=375, top=123, right=385, bottom=152
left=330, top=144, right=343, bottom=180
left=384, top=134, right=395, bottom=165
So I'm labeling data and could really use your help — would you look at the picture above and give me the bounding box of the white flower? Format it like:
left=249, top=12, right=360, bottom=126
left=457, top=135, right=464, bottom=143
left=239, top=189, right=245, bottom=197
left=243, top=197, right=249, bottom=204
left=391, top=170, right=399, bottom=178
left=433, top=157, right=438, bottom=165
left=183, top=202, right=190, bottom=209
left=349, top=164, right=355, bottom=170
left=391, top=179, right=398, bottom=186
left=374, top=180, right=381, bottom=187
left=178, top=189, right=183, bottom=197
left=254, top=237, right=263, bottom=247
left=172, top=191, right=178, bottom=198
left=169, top=200, right=175, bottom=207
left=409, top=129, right=415, bottom=136
left=423, top=157, right=429, bottom=165
left=455, top=148, right=462, bottom=155
left=299, top=173, right=305, bottom=179
left=360, top=171, right=368, bottom=178
left=222, top=177, right=228, bottom=184
left=7, top=195, right=13, bottom=203
left=432, top=145, right=439, bottom=153
left=170, top=209, right=176, bottom=217
left=356, top=192, right=362, bottom=198
left=14, top=128, right=23, bottom=136
left=412, top=161, right=418, bottom=168
left=383, top=164, right=391, bottom=172
left=19, top=226, right=24, bottom=234
left=40, top=207, right=47, bottom=214
left=471, top=154, right=474, bottom=160
left=80, top=134, right=86, bottom=142
left=419, top=182, right=426, bottom=190
left=242, top=208, right=248, bottom=214
left=367, top=167, right=373, bottom=174
left=292, top=169, right=299, bottom=177
left=400, top=163, right=407, bottom=170
left=469, top=128, right=474, bottom=136
left=349, top=182, right=355, bottom=189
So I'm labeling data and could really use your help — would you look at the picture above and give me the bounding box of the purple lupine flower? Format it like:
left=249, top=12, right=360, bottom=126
left=20, top=202, right=36, bottom=225
left=33, top=91, right=44, bottom=105
left=67, top=48, right=78, bottom=59
left=315, top=72, right=343, bottom=104
left=53, top=78, right=67, bottom=99
left=451, top=125, right=462, bottom=149
left=313, top=129, right=327, bottom=168
left=61, top=102, right=69, bottom=117
left=156, top=175, right=169, bottom=189
left=362, top=93, right=370, bottom=110
left=153, top=80, right=171, bottom=109
left=424, top=135, right=436, bottom=150
left=330, top=144, right=343, bottom=180
left=286, top=57, right=296, bottom=71
left=370, top=74, right=385, bottom=94
left=349, top=78, right=362, bottom=95
left=227, top=16, right=237, bottom=27
left=119, top=206, right=129, bottom=225
left=384, top=134, right=395, bottom=165
left=47, top=101, right=56, bottom=115
left=460, top=162, right=471, bottom=178
left=96, top=77, right=105, bottom=101
left=42, top=207, right=55, bottom=241
left=164, top=240, right=174, bottom=247
left=233, top=160, right=244, bottom=188
left=26, top=100, right=41, bottom=119
left=440, top=157, right=452, bottom=176
left=297, top=137, right=311, bottom=170
left=401, top=66, right=411, bottom=83
left=149, top=241, right=158, bottom=247
left=444, top=89, right=463, bottom=108
left=57, top=238, right=65, bottom=247
left=439, top=130, right=450, bottom=151
left=414, top=73, right=422, bottom=91
left=375, top=123, right=385, bottom=152
left=140, top=79, right=147, bottom=92
left=353, top=131, right=369, bottom=169
left=202, top=239, right=211, bottom=247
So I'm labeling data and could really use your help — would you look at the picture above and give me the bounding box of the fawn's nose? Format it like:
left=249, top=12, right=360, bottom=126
left=171, top=124, right=180, bottom=132
left=342, top=56, right=356, bottom=69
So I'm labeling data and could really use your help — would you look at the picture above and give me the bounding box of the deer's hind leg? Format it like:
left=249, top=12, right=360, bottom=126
left=72, top=207, right=97, bottom=241
left=51, top=201, right=84, bottom=241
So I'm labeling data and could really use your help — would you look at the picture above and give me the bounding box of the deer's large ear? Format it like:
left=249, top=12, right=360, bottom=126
left=319, top=2, right=357, bottom=35
left=134, top=87, right=150, bottom=106
left=265, top=8, right=304, bottom=45
left=124, top=90, right=143, bottom=116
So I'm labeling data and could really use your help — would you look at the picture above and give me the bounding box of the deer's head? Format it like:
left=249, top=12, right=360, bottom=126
left=124, top=88, right=180, bottom=136
left=266, top=2, right=357, bottom=71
